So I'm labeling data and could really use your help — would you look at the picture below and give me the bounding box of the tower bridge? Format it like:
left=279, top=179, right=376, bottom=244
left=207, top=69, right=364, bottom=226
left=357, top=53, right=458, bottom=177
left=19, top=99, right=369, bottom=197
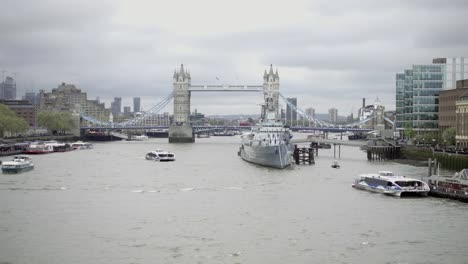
left=79, top=64, right=394, bottom=142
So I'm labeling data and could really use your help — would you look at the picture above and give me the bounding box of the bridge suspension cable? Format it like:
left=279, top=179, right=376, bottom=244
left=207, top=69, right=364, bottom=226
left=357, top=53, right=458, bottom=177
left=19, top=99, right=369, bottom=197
left=81, top=92, right=174, bottom=128
left=278, top=93, right=334, bottom=127
left=121, top=92, right=174, bottom=127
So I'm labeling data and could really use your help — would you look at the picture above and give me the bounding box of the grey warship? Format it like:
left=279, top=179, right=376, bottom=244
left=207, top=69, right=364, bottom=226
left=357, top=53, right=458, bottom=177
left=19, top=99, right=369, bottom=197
left=238, top=66, right=293, bottom=169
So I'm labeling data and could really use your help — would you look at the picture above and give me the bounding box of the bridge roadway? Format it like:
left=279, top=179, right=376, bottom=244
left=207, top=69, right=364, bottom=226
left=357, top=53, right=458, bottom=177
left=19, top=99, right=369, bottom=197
left=80, top=125, right=372, bottom=133
left=290, top=137, right=367, bottom=147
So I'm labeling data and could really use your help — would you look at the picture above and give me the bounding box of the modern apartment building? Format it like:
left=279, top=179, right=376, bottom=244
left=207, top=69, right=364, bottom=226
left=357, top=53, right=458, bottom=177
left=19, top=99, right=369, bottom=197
left=395, top=57, right=467, bottom=133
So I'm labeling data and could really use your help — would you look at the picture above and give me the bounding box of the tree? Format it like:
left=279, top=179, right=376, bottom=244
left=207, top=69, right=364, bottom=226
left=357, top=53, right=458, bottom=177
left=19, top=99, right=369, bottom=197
left=404, top=123, right=415, bottom=140
left=38, top=111, right=76, bottom=134
left=442, top=127, right=456, bottom=146
left=0, top=104, right=29, bottom=137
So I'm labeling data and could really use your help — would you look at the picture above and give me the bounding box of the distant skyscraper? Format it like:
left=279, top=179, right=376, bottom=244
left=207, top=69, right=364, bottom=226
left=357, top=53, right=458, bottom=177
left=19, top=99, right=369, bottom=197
left=133, top=97, right=141, bottom=113
left=286, top=97, right=297, bottom=125
left=305, top=107, right=315, bottom=119
left=22, top=91, right=38, bottom=105
left=328, top=108, right=338, bottom=123
left=0, top=76, right=16, bottom=99
left=111, top=97, right=122, bottom=116
left=123, top=106, right=131, bottom=114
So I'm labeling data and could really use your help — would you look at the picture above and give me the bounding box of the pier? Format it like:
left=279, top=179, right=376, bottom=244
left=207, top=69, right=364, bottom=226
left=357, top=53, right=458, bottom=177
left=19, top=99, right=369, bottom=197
left=291, top=137, right=401, bottom=160
left=293, top=145, right=315, bottom=165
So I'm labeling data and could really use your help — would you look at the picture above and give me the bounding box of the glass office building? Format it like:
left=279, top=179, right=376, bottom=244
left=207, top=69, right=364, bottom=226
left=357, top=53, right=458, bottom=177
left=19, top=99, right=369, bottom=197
left=396, top=63, right=445, bottom=133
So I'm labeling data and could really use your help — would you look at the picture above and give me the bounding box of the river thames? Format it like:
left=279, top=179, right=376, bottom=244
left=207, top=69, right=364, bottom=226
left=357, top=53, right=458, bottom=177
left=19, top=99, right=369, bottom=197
left=1, top=134, right=467, bottom=264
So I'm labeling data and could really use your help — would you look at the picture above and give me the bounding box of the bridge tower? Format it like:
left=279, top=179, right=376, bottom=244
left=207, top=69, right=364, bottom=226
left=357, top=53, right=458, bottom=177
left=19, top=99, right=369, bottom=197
left=169, top=64, right=194, bottom=143
left=263, top=64, right=280, bottom=119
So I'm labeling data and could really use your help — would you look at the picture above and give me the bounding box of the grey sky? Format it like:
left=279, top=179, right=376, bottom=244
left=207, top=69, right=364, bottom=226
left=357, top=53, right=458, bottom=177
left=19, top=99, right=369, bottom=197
left=1, top=0, right=467, bottom=115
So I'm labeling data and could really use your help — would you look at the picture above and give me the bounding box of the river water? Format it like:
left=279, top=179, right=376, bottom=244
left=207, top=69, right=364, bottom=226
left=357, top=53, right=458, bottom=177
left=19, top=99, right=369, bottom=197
left=1, top=134, right=467, bottom=264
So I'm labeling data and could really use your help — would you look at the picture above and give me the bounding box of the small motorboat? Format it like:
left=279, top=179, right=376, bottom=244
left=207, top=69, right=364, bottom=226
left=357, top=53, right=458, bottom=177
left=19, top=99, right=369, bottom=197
left=331, top=160, right=340, bottom=169
left=1, top=155, right=34, bottom=173
left=145, top=149, right=175, bottom=162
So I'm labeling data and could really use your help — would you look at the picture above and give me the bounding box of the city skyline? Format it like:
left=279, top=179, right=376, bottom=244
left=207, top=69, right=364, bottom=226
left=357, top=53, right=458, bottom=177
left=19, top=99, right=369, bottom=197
left=1, top=0, right=468, bottom=115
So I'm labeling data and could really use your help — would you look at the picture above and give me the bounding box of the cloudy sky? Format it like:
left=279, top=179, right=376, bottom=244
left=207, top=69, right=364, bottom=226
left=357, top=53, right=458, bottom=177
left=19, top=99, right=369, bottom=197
left=1, top=0, right=467, bottom=116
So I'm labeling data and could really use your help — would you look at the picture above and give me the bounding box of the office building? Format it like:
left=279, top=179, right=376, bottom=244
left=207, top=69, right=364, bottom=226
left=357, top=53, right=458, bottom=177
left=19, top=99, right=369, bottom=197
left=286, top=97, right=297, bottom=125
left=133, top=97, right=141, bottom=113
left=0, top=76, right=16, bottom=100
left=328, top=108, right=338, bottom=123
left=123, top=106, right=131, bottom=114
left=111, top=97, right=122, bottom=117
left=395, top=57, right=468, bottom=133
left=439, top=79, right=468, bottom=131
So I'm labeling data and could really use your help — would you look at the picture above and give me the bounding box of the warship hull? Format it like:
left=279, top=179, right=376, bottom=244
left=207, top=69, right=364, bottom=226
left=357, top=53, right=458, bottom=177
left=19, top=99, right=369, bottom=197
left=239, top=143, right=292, bottom=169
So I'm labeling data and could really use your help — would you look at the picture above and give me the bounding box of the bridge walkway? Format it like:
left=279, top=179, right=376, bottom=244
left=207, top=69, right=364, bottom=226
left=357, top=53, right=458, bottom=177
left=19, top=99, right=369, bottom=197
left=290, top=137, right=367, bottom=147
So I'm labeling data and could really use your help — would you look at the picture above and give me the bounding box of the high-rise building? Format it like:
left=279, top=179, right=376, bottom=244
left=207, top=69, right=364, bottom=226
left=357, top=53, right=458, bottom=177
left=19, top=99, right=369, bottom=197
left=286, top=98, right=297, bottom=125
left=123, top=106, right=131, bottom=114
left=22, top=91, right=38, bottom=105
left=111, top=97, right=122, bottom=117
left=328, top=108, right=338, bottom=123
left=133, top=97, right=141, bottom=113
left=0, top=76, right=16, bottom=100
left=395, top=57, right=468, bottom=133
left=305, top=107, right=315, bottom=120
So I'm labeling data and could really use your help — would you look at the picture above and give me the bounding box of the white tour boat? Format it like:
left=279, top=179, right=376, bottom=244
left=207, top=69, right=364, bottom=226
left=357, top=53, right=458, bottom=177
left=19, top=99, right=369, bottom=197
left=129, top=135, right=149, bottom=141
left=71, top=141, right=94, bottom=150
left=352, top=171, right=429, bottom=197
left=24, top=142, right=54, bottom=154
left=1, top=155, right=34, bottom=173
left=145, top=149, right=175, bottom=162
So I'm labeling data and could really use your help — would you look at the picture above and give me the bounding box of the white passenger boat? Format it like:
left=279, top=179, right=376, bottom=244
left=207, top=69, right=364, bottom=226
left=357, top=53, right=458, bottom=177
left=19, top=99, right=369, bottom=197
left=71, top=141, right=94, bottom=150
left=129, top=135, right=149, bottom=141
left=145, top=149, right=175, bottom=162
left=1, top=155, right=34, bottom=173
left=352, top=171, right=429, bottom=197
left=24, top=142, right=54, bottom=154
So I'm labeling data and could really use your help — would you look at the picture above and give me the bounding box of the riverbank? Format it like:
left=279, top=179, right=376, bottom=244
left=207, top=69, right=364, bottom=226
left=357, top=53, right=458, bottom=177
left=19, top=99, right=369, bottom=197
left=400, top=146, right=468, bottom=171
left=1, top=134, right=80, bottom=143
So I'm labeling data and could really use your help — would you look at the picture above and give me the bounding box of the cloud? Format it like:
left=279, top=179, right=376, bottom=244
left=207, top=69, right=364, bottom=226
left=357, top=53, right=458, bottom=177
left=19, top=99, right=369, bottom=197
left=0, top=0, right=467, bottom=116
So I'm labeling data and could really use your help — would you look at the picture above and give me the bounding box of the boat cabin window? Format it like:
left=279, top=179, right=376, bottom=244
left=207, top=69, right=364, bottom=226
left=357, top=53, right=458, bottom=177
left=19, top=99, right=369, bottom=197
left=379, top=171, right=394, bottom=176
left=395, top=181, right=421, bottom=187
